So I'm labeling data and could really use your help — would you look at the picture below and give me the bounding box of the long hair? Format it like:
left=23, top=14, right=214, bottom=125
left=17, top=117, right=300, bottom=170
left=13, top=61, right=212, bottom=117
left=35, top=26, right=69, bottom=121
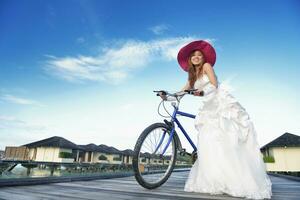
left=188, top=50, right=206, bottom=88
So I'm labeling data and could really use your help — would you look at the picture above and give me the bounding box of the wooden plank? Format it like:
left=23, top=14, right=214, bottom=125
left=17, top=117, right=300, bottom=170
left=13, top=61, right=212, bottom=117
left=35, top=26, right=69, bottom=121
left=0, top=171, right=299, bottom=199
left=4, top=147, right=28, bottom=161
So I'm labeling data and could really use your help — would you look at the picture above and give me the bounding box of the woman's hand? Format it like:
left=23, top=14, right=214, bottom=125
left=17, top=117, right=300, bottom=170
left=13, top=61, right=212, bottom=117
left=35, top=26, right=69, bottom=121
left=193, top=90, right=204, bottom=96
left=159, top=92, right=167, bottom=100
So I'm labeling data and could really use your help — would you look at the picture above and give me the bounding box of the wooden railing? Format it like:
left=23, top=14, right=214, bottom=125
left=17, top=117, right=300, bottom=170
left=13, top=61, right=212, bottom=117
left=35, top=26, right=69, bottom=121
left=0, top=160, right=191, bottom=179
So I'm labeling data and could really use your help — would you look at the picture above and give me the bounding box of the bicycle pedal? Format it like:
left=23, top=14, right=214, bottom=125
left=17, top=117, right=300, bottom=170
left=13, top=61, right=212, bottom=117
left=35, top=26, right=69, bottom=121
left=178, top=148, right=186, bottom=156
left=185, top=152, right=192, bottom=156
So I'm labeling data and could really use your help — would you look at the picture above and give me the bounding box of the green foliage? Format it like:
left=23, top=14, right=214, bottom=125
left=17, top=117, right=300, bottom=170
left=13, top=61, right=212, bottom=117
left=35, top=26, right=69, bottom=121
left=98, top=154, right=108, bottom=160
left=59, top=152, right=73, bottom=158
left=263, top=156, right=275, bottom=163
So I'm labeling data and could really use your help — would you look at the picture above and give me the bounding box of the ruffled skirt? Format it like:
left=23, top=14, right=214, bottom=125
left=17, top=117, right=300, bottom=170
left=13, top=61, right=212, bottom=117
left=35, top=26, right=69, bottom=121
left=184, top=84, right=272, bottom=199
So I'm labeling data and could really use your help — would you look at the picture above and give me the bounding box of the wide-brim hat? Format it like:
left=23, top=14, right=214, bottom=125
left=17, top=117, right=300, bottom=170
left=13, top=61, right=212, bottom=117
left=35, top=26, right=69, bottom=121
left=177, top=40, right=216, bottom=72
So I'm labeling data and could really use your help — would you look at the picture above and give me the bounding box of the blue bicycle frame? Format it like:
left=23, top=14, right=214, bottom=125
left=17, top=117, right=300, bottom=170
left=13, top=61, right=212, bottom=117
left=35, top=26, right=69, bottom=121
left=154, top=103, right=198, bottom=156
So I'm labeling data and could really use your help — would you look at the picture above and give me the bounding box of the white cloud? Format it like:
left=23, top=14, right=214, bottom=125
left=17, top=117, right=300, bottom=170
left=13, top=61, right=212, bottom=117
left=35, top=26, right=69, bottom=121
left=0, top=94, right=44, bottom=107
left=0, top=115, right=51, bottom=149
left=0, top=115, right=45, bottom=130
left=44, top=37, right=215, bottom=84
left=0, top=115, right=24, bottom=125
left=149, top=24, right=169, bottom=35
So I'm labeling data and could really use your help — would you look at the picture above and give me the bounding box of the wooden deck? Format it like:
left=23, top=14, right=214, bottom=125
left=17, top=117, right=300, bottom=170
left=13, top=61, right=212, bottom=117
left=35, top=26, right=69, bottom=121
left=0, top=170, right=299, bottom=200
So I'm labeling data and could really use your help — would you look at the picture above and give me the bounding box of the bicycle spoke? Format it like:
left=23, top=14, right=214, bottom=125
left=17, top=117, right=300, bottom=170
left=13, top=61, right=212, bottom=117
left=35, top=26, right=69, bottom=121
left=143, top=140, right=153, bottom=153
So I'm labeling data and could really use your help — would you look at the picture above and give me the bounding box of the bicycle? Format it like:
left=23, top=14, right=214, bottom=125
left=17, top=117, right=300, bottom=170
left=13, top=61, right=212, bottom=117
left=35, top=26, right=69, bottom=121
left=132, top=89, right=202, bottom=189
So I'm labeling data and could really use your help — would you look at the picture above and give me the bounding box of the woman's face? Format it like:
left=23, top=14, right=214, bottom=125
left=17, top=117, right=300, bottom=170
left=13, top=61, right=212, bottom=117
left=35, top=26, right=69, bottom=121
left=190, top=50, right=204, bottom=66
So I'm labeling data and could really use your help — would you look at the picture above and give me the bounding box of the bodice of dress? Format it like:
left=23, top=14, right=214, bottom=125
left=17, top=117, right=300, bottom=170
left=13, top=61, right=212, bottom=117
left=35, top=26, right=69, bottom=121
left=193, top=74, right=218, bottom=97
left=165, top=74, right=218, bottom=102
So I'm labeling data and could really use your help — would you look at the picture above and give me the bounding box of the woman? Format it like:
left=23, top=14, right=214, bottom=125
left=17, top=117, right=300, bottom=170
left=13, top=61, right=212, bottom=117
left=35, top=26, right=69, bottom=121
left=160, top=40, right=272, bottom=199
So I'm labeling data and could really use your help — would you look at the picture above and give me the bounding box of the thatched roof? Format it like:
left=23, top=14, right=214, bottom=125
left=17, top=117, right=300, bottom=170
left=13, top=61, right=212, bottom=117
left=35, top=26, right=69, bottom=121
left=98, top=144, right=122, bottom=154
left=22, top=136, right=134, bottom=155
left=23, top=136, right=83, bottom=150
left=121, top=149, right=134, bottom=156
left=78, top=143, right=103, bottom=152
left=260, top=132, right=300, bottom=151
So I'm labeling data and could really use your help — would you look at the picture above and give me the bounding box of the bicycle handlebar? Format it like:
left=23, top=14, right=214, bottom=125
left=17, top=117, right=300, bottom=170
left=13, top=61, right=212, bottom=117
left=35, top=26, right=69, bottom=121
left=153, top=89, right=203, bottom=100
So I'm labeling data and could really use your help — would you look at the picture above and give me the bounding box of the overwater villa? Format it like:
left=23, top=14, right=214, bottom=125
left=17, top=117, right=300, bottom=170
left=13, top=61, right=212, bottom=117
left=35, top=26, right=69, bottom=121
left=260, top=132, right=300, bottom=175
left=4, top=132, right=299, bottom=173
left=121, top=149, right=134, bottom=164
left=78, top=143, right=123, bottom=164
left=4, top=136, right=187, bottom=165
left=4, top=136, right=83, bottom=163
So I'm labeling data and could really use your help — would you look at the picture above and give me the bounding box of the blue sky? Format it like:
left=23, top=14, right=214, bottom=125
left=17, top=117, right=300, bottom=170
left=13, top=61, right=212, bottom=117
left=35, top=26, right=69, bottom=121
left=0, top=0, right=299, bottom=151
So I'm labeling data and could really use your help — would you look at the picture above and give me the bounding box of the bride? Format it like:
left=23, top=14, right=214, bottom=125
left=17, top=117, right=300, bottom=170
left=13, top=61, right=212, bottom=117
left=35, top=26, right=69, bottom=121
left=159, top=40, right=272, bottom=199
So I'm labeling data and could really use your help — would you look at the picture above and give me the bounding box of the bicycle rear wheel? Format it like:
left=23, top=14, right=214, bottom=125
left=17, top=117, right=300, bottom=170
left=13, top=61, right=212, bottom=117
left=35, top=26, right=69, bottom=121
left=132, top=123, right=177, bottom=189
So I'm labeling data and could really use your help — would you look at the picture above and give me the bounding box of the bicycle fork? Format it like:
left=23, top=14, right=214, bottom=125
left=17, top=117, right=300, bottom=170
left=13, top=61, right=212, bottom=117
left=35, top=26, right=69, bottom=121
left=152, top=119, right=181, bottom=160
left=153, top=122, right=176, bottom=157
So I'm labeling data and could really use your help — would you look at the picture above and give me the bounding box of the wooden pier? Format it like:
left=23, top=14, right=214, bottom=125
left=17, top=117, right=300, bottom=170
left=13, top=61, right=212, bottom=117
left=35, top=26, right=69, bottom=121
left=0, top=170, right=299, bottom=199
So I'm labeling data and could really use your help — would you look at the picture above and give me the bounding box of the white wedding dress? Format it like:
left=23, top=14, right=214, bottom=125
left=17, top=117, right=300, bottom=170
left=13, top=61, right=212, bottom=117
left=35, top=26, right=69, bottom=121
left=184, top=74, right=272, bottom=199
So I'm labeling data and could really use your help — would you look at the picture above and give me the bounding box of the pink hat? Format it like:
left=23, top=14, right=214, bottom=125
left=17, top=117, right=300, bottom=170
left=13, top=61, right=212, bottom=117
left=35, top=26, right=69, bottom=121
left=177, top=40, right=216, bottom=72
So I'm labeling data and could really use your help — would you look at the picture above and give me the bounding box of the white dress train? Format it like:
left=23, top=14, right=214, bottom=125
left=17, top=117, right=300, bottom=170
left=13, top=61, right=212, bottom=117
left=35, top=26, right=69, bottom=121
left=184, top=74, right=272, bottom=199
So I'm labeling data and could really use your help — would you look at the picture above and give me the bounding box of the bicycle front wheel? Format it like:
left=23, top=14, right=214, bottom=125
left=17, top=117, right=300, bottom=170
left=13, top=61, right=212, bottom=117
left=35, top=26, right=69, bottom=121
left=132, top=122, right=177, bottom=189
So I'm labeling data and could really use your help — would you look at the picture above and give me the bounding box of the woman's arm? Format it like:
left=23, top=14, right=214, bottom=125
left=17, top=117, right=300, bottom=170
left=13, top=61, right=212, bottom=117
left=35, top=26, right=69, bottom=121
left=159, top=80, right=191, bottom=100
left=203, top=63, right=218, bottom=88
left=181, top=80, right=191, bottom=91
